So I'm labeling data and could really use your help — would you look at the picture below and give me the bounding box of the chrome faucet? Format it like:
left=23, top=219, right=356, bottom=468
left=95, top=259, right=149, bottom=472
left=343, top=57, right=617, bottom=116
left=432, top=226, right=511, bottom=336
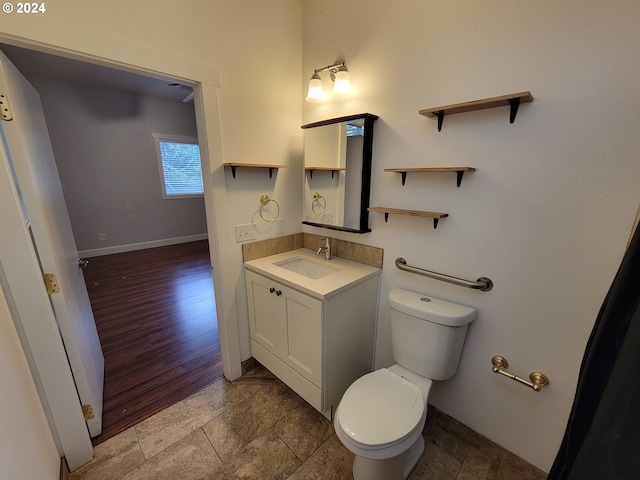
left=316, top=237, right=331, bottom=260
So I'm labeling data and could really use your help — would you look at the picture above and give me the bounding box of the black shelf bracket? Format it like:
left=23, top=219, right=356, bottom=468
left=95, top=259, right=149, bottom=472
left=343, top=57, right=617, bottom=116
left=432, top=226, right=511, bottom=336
left=435, top=111, right=445, bottom=132
left=225, top=164, right=284, bottom=179
left=308, top=169, right=337, bottom=179
left=396, top=170, right=467, bottom=187
left=384, top=212, right=390, bottom=222
left=433, top=218, right=439, bottom=229
left=508, top=98, right=521, bottom=124
left=230, top=166, right=276, bottom=178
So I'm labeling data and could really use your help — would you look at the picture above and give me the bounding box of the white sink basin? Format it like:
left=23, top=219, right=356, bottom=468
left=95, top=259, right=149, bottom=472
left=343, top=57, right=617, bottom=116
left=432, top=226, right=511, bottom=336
left=275, top=257, right=340, bottom=279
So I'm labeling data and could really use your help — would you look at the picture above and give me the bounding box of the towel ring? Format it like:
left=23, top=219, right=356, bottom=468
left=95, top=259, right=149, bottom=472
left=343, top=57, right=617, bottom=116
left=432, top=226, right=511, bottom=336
left=259, top=194, right=280, bottom=222
left=311, top=192, right=326, bottom=215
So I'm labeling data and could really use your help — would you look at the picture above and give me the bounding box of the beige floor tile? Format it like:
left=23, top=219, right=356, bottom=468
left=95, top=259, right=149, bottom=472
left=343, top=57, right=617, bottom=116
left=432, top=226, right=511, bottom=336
left=231, top=365, right=278, bottom=396
left=204, top=429, right=300, bottom=480
left=68, top=370, right=547, bottom=480
left=423, top=407, right=546, bottom=479
left=202, top=379, right=305, bottom=462
left=423, top=413, right=475, bottom=466
left=134, top=379, right=243, bottom=459
left=456, top=451, right=493, bottom=480
left=121, top=429, right=220, bottom=480
left=424, top=406, right=499, bottom=462
left=70, top=428, right=144, bottom=480
left=287, top=434, right=354, bottom=480
left=408, top=437, right=462, bottom=480
left=273, top=400, right=335, bottom=462
left=489, top=452, right=547, bottom=480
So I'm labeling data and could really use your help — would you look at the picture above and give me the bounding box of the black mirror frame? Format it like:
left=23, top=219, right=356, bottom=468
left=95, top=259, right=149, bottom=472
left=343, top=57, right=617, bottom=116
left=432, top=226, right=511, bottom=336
left=301, top=113, right=378, bottom=234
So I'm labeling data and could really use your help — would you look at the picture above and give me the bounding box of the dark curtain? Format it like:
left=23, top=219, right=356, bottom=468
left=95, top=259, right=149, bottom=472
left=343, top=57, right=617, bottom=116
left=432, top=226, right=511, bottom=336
left=547, top=222, right=640, bottom=480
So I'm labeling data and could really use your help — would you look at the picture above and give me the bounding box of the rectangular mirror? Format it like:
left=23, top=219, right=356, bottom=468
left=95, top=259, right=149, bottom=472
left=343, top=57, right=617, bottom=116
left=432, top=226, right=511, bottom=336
left=302, top=113, right=377, bottom=233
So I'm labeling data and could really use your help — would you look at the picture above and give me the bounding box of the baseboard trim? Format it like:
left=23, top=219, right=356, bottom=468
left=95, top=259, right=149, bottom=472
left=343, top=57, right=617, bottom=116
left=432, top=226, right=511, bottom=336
left=78, top=234, right=208, bottom=258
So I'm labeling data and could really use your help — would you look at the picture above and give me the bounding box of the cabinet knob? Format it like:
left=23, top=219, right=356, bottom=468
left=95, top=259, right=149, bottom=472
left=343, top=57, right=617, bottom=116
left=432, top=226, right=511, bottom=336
left=269, top=287, right=275, bottom=293
left=275, top=290, right=282, bottom=296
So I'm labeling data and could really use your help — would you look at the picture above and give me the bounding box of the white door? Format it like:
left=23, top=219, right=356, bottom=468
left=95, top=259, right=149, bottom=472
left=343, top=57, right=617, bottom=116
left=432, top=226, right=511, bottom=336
left=0, top=50, right=104, bottom=437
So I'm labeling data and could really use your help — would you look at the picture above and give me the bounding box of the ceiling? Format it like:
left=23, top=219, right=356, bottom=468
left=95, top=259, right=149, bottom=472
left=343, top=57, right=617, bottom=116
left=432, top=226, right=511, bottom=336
left=0, top=44, right=193, bottom=103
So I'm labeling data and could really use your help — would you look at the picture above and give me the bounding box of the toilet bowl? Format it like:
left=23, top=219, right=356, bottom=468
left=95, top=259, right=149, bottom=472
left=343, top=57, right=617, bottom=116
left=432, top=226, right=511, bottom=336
left=335, top=366, right=432, bottom=480
left=334, top=288, right=476, bottom=480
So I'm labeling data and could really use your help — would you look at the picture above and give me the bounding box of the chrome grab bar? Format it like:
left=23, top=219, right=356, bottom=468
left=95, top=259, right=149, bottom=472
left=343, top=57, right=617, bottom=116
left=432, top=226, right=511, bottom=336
left=395, top=258, right=493, bottom=292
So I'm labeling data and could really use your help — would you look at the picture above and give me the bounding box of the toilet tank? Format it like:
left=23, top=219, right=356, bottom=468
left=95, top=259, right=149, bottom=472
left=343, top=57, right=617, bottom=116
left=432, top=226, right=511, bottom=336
left=389, top=288, right=477, bottom=381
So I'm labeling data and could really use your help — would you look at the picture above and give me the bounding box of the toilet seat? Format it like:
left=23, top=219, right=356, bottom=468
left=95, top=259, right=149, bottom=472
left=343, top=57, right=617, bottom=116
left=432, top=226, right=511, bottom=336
left=335, top=369, right=425, bottom=457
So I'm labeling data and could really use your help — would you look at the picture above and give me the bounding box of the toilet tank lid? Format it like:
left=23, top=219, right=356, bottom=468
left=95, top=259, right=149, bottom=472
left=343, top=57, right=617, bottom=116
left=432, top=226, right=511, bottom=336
left=388, top=288, right=477, bottom=326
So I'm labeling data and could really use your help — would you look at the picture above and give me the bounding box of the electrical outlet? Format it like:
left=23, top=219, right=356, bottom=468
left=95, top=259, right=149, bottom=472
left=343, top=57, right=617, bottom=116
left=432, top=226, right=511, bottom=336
left=235, top=224, right=257, bottom=243
left=324, top=213, right=335, bottom=225
left=275, top=218, right=285, bottom=235
left=98, top=233, right=108, bottom=241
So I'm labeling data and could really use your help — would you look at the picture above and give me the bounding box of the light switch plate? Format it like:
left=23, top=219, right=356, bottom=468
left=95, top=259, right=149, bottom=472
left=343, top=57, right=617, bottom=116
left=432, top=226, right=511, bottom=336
left=235, top=224, right=257, bottom=243
left=275, top=218, right=285, bottom=234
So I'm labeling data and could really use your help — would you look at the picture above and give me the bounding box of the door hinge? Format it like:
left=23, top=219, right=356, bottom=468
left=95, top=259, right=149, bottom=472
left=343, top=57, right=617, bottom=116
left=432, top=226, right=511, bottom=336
left=82, top=404, right=95, bottom=420
left=43, top=273, right=60, bottom=294
left=0, top=93, right=13, bottom=121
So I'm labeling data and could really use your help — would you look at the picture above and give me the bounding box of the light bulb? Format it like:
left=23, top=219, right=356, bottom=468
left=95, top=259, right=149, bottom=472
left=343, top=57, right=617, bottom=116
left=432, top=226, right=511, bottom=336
left=305, top=74, right=324, bottom=102
left=333, top=67, right=350, bottom=96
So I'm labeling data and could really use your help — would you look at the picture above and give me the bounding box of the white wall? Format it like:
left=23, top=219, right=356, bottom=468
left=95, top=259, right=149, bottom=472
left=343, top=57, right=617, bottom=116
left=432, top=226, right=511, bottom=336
left=25, top=75, right=206, bottom=253
left=196, top=3, right=304, bottom=361
left=3, top=0, right=637, bottom=474
left=0, top=287, right=60, bottom=480
left=0, top=0, right=302, bottom=476
left=303, top=0, right=640, bottom=471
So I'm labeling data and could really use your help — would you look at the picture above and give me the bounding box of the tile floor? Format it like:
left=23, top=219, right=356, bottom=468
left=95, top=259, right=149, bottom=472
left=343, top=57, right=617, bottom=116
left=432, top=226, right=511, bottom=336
left=69, top=366, right=547, bottom=480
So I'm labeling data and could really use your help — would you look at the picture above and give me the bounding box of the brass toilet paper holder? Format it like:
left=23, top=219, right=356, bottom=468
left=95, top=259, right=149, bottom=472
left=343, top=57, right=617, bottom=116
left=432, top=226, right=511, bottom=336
left=491, top=355, right=550, bottom=392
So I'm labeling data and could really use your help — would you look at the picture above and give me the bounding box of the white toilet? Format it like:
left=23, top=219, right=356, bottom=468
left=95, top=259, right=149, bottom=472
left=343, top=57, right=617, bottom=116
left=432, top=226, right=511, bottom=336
left=334, top=288, right=477, bottom=480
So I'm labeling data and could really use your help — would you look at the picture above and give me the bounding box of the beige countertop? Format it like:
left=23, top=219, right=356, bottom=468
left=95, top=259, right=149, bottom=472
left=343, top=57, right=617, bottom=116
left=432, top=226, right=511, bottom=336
left=244, top=248, right=380, bottom=299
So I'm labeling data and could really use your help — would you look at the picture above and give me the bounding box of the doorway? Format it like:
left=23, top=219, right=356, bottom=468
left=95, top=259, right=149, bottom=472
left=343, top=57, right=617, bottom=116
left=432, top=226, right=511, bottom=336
left=84, top=240, right=222, bottom=444
left=3, top=48, right=222, bottom=443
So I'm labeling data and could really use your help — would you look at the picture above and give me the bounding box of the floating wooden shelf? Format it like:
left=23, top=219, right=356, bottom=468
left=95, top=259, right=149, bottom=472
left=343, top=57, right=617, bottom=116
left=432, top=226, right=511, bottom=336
left=305, top=167, right=346, bottom=179
left=368, top=207, right=448, bottom=229
left=223, top=163, right=286, bottom=178
left=419, top=92, right=533, bottom=131
left=385, top=167, right=476, bottom=187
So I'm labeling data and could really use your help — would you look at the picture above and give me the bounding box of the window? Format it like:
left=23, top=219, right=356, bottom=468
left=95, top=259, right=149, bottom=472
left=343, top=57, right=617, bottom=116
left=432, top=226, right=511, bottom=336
left=346, top=122, right=364, bottom=137
left=153, top=133, right=203, bottom=198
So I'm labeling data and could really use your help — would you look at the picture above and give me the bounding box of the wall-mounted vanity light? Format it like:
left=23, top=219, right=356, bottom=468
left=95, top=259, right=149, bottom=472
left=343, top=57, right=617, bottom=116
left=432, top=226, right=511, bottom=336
left=305, top=61, right=350, bottom=102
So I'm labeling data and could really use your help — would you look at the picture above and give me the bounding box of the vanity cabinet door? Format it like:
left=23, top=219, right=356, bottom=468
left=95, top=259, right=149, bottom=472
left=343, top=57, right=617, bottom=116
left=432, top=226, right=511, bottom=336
left=282, top=286, right=323, bottom=387
left=246, top=270, right=323, bottom=387
left=246, top=271, right=286, bottom=357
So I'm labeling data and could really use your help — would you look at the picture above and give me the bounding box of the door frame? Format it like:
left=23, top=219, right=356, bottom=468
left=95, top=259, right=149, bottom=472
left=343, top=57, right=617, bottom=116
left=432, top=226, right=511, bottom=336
left=0, top=31, right=242, bottom=467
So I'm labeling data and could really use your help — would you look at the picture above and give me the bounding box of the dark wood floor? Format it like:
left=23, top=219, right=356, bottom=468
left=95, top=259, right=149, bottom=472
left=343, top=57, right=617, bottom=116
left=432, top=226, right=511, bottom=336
left=83, top=240, right=223, bottom=445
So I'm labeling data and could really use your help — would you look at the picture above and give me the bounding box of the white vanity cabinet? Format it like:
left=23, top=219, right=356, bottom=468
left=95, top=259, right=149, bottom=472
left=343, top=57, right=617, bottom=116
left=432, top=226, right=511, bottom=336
left=246, top=271, right=323, bottom=388
left=244, top=251, right=380, bottom=419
